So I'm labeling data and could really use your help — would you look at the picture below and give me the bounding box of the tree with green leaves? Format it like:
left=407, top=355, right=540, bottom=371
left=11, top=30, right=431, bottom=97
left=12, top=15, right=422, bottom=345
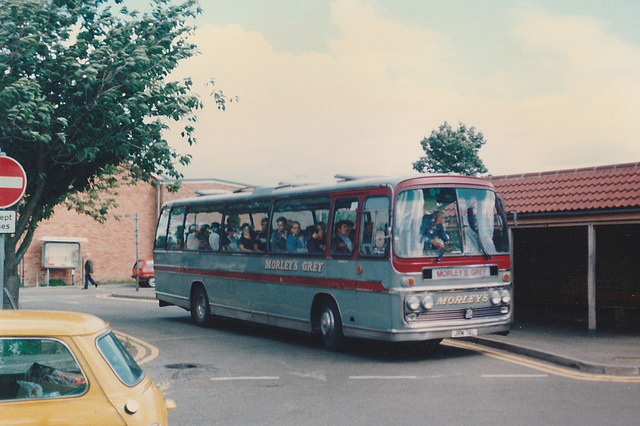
left=413, top=121, right=488, bottom=176
left=0, top=0, right=225, bottom=308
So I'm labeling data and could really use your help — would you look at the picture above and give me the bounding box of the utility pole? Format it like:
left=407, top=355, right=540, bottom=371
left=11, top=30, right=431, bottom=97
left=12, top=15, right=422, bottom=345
left=0, top=151, right=27, bottom=309
left=125, top=213, right=140, bottom=292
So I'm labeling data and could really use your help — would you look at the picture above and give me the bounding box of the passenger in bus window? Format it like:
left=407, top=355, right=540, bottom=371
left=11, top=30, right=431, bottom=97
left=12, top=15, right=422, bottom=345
left=254, top=218, right=269, bottom=252
left=360, top=220, right=374, bottom=255
left=423, top=211, right=449, bottom=250
left=209, top=222, right=221, bottom=251
left=286, top=221, right=308, bottom=253
left=362, top=220, right=374, bottom=244
left=198, top=224, right=212, bottom=250
left=223, top=225, right=240, bottom=252
left=333, top=220, right=354, bottom=254
left=307, top=222, right=326, bottom=254
left=239, top=223, right=256, bottom=252
left=186, top=225, right=200, bottom=250
left=346, top=220, right=355, bottom=240
left=270, top=216, right=288, bottom=252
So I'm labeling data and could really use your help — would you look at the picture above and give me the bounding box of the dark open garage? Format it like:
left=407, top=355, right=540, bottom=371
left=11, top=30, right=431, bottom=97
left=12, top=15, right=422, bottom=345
left=491, top=162, right=640, bottom=331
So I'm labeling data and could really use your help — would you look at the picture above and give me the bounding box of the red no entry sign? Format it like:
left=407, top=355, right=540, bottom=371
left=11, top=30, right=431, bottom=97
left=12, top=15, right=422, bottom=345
left=0, top=156, right=27, bottom=209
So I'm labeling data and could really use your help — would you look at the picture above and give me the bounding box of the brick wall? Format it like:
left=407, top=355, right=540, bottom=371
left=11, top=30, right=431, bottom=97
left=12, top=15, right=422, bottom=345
left=21, top=178, right=244, bottom=286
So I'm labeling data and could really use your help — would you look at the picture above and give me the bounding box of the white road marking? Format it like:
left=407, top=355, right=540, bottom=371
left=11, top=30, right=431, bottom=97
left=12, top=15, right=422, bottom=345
left=349, top=375, right=418, bottom=380
left=211, top=376, right=280, bottom=381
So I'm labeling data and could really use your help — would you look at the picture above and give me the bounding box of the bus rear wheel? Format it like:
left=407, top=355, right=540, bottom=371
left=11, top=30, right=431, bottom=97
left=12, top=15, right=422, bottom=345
left=191, top=286, right=211, bottom=327
left=319, top=299, right=344, bottom=350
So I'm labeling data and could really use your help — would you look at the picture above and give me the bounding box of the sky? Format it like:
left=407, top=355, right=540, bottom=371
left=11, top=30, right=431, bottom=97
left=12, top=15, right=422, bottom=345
left=129, top=0, right=640, bottom=186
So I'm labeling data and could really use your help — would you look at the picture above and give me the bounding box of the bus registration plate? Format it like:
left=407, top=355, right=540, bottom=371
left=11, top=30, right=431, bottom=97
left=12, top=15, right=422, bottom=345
left=451, top=329, right=477, bottom=338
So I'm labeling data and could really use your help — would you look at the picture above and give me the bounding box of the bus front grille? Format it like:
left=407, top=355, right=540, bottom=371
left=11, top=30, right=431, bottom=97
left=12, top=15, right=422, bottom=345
left=411, top=306, right=507, bottom=322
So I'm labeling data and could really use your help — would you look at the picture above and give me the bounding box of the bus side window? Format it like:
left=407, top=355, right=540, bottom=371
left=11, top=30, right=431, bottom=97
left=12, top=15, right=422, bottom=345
left=184, top=211, right=200, bottom=251
left=166, top=207, right=186, bottom=251
left=154, top=207, right=170, bottom=250
left=331, top=198, right=359, bottom=256
left=204, top=205, right=224, bottom=252
left=271, top=196, right=331, bottom=255
left=183, top=206, right=223, bottom=251
left=359, top=196, right=390, bottom=257
left=224, top=201, right=270, bottom=253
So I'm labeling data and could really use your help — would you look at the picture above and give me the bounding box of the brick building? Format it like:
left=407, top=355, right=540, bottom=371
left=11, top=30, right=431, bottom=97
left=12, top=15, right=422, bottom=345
left=21, top=177, right=244, bottom=286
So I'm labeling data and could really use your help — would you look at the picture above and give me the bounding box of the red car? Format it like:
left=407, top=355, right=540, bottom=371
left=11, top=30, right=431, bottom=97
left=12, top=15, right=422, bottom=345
left=131, top=259, right=155, bottom=287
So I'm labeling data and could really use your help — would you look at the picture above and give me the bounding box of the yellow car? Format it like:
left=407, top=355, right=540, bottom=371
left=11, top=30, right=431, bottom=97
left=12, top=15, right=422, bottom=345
left=0, top=310, right=175, bottom=425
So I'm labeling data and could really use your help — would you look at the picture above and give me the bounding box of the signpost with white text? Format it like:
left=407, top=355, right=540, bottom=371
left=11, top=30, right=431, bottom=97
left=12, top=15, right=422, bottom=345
left=0, top=154, right=27, bottom=309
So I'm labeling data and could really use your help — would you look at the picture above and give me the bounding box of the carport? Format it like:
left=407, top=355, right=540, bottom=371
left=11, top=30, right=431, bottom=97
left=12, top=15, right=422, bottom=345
left=491, top=162, right=640, bottom=332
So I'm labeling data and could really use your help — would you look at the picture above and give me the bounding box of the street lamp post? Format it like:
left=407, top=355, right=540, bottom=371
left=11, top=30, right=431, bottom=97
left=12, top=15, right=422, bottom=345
left=125, top=213, right=139, bottom=292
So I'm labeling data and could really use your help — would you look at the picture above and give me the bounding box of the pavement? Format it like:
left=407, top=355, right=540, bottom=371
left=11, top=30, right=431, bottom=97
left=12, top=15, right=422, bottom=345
left=110, top=284, right=157, bottom=301
left=109, top=284, right=640, bottom=377
left=466, top=318, right=640, bottom=376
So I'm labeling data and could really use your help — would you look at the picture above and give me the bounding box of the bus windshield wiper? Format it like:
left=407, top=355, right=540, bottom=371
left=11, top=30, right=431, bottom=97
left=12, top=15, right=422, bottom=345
left=464, top=224, right=491, bottom=259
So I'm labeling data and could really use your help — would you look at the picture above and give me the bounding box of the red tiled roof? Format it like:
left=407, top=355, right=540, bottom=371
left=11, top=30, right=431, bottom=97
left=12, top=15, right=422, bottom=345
left=489, top=162, right=640, bottom=214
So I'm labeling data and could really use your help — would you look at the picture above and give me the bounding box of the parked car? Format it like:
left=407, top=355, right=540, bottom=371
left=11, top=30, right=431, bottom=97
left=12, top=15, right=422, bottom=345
left=0, top=310, right=175, bottom=425
left=132, top=259, right=154, bottom=287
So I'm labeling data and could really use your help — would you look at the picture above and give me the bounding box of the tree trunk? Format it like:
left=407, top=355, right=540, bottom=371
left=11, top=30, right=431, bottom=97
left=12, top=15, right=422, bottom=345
left=2, top=236, right=20, bottom=309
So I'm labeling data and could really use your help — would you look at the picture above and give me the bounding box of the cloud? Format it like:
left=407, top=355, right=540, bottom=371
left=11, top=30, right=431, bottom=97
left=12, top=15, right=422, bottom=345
left=481, top=5, right=640, bottom=173
left=166, top=0, right=640, bottom=185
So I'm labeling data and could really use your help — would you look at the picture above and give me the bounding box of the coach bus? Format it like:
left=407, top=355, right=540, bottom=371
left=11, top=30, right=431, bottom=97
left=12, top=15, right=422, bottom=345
left=153, top=174, right=512, bottom=349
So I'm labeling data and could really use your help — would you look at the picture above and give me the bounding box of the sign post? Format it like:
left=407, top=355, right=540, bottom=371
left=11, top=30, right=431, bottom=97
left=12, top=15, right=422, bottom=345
left=0, top=154, right=27, bottom=310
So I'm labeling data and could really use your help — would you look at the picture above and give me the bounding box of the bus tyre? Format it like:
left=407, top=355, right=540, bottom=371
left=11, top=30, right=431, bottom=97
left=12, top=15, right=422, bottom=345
left=319, top=299, right=344, bottom=350
left=191, top=286, right=211, bottom=327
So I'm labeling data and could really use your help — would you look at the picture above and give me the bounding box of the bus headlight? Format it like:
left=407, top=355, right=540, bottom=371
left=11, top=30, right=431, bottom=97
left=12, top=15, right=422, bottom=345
left=490, top=290, right=501, bottom=305
left=406, top=296, right=420, bottom=311
left=500, top=289, right=511, bottom=304
left=421, top=294, right=434, bottom=310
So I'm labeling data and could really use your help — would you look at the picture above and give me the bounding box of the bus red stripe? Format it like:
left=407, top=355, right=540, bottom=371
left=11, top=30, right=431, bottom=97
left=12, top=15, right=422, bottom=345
left=154, top=265, right=386, bottom=292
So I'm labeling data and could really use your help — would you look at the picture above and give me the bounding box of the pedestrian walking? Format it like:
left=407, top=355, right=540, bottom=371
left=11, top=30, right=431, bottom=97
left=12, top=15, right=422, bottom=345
left=83, top=254, right=98, bottom=289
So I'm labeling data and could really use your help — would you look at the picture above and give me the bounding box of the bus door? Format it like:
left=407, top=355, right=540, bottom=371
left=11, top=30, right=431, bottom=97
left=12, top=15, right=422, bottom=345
left=326, top=195, right=361, bottom=323
left=355, top=195, right=393, bottom=332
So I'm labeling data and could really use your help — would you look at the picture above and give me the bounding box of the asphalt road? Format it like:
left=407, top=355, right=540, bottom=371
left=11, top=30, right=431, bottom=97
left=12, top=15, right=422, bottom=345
left=18, top=285, right=640, bottom=426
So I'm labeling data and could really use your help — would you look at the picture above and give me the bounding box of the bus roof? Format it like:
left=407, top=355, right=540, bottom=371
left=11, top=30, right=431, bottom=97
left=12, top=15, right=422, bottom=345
left=162, top=174, right=496, bottom=207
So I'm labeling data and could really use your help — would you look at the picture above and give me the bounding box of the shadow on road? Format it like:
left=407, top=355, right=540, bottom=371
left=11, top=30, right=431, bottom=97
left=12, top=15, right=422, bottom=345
left=157, top=312, right=476, bottom=363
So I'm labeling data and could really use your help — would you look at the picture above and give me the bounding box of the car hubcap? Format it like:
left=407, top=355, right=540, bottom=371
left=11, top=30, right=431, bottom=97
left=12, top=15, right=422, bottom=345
left=320, top=308, right=334, bottom=337
left=196, top=295, right=206, bottom=319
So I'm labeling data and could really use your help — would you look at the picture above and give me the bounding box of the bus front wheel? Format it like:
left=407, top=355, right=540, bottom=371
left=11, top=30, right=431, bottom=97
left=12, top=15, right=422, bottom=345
left=191, top=286, right=211, bottom=327
left=319, top=299, right=344, bottom=350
